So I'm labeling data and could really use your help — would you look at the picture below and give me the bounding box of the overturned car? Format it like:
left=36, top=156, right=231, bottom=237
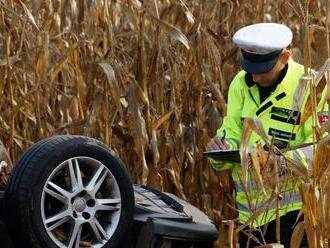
left=0, top=135, right=218, bottom=247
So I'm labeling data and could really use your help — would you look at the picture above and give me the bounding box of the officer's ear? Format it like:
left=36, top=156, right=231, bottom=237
left=279, top=49, right=290, bottom=64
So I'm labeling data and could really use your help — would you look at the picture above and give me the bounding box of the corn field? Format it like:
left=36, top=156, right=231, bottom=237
left=0, top=0, right=330, bottom=247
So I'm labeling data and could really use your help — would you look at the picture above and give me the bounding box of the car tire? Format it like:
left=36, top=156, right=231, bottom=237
left=0, top=140, right=13, bottom=190
left=5, top=135, right=134, bottom=248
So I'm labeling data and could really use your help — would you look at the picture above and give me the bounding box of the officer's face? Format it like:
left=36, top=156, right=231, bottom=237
left=251, top=51, right=290, bottom=87
left=251, top=60, right=283, bottom=87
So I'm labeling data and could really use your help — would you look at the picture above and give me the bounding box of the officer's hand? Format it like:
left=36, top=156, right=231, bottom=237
left=206, top=136, right=229, bottom=151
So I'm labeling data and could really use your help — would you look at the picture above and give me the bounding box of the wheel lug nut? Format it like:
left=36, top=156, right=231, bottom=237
left=87, top=199, right=95, bottom=207
left=82, top=212, right=90, bottom=220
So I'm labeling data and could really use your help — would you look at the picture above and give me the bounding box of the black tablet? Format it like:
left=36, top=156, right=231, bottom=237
left=203, top=150, right=240, bottom=163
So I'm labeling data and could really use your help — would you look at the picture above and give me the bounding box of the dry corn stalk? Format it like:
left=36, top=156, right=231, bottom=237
left=0, top=1, right=329, bottom=247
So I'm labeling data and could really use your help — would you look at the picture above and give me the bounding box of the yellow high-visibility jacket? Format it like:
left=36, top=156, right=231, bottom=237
left=212, top=59, right=321, bottom=227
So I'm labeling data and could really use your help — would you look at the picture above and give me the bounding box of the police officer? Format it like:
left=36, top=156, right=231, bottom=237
left=206, top=23, right=319, bottom=247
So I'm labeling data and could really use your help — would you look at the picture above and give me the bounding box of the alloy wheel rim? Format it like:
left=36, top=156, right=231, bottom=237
left=41, top=156, right=121, bottom=248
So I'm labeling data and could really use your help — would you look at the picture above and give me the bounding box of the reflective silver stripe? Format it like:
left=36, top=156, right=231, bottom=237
left=236, top=202, right=249, bottom=212
left=234, top=179, right=258, bottom=192
left=292, top=150, right=301, bottom=162
left=291, top=71, right=315, bottom=111
left=300, top=146, right=313, bottom=166
left=291, top=146, right=313, bottom=167
left=292, top=77, right=309, bottom=111
left=255, top=191, right=301, bottom=210
left=236, top=191, right=301, bottom=213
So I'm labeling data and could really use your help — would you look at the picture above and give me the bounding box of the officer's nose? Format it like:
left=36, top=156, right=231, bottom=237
left=252, top=74, right=260, bottom=82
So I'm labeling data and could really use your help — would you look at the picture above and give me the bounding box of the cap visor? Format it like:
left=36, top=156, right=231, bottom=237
left=241, top=56, right=279, bottom=74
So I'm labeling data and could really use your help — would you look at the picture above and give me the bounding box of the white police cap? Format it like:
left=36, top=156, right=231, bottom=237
left=232, top=23, right=292, bottom=74
left=233, top=23, right=292, bottom=54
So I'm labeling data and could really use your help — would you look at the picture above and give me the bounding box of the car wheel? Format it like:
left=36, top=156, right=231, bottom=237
left=5, top=135, right=134, bottom=248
